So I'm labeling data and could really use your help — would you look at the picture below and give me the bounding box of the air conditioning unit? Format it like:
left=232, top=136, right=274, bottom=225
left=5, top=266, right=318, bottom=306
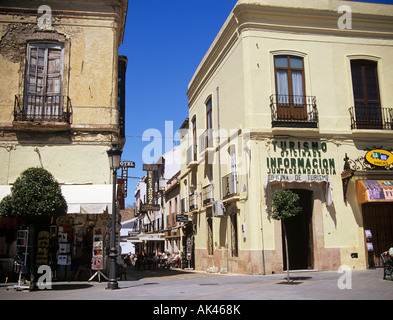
left=212, top=200, right=225, bottom=217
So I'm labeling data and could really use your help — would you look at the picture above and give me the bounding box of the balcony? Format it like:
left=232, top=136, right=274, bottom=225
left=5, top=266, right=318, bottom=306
left=349, top=105, right=393, bottom=130
left=199, top=129, right=214, bottom=154
left=181, top=198, right=186, bottom=213
left=222, top=172, right=239, bottom=203
left=202, top=184, right=214, bottom=206
left=186, top=145, right=198, bottom=168
left=14, top=94, right=72, bottom=124
left=270, top=94, right=318, bottom=128
left=189, top=192, right=198, bottom=211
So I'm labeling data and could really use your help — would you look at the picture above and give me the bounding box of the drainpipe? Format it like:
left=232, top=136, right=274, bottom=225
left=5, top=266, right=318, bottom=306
left=257, top=141, right=266, bottom=275
left=216, top=86, right=229, bottom=273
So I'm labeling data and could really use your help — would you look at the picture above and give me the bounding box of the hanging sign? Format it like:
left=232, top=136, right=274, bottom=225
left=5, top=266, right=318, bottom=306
left=365, top=149, right=393, bottom=167
left=141, top=164, right=160, bottom=211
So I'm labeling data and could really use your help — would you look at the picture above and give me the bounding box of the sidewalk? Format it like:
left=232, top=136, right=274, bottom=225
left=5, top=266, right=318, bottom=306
left=0, top=266, right=392, bottom=300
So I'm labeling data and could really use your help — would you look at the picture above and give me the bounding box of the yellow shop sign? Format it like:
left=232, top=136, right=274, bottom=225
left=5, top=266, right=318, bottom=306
left=365, top=149, right=393, bottom=167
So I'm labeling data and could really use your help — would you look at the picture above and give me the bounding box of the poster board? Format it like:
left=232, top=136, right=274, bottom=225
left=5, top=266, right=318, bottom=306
left=91, top=227, right=105, bottom=270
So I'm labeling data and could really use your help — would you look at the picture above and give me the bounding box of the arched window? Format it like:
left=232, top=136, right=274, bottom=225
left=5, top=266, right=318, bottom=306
left=274, top=55, right=306, bottom=120
left=350, top=59, right=382, bottom=129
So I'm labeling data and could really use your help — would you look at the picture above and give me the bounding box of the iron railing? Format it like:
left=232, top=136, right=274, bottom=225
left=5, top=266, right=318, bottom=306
left=349, top=105, right=393, bottom=130
left=189, top=192, right=198, bottom=211
left=14, top=94, right=72, bottom=123
left=270, top=94, right=318, bottom=128
left=202, top=184, right=214, bottom=206
left=222, top=172, right=238, bottom=198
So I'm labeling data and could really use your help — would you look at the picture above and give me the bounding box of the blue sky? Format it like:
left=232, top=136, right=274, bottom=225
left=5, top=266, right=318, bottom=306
left=118, top=0, right=393, bottom=206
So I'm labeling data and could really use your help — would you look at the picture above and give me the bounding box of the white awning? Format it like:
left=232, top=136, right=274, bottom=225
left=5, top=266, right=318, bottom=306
left=0, top=184, right=113, bottom=215
left=61, top=185, right=113, bottom=214
left=0, top=186, right=11, bottom=200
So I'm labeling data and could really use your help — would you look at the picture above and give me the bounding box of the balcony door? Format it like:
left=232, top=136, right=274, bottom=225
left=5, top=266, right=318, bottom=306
left=274, top=55, right=306, bottom=120
left=24, top=42, right=63, bottom=121
left=350, top=60, right=382, bottom=129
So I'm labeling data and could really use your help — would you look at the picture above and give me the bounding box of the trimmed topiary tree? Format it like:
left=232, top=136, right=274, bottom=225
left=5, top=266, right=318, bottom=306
left=0, top=167, right=67, bottom=290
left=271, top=189, right=302, bottom=283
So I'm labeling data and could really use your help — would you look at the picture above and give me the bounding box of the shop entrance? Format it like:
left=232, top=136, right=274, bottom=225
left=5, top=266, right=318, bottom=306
left=362, top=203, right=393, bottom=267
left=282, top=189, right=313, bottom=270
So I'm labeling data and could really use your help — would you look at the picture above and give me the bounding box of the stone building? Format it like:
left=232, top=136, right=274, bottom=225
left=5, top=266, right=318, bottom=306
left=0, top=0, right=128, bottom=279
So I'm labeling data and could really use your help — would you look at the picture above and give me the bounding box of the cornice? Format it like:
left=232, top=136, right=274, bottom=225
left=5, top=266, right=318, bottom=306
left=233, top=3, right=393, bottom=40
left=187, top=1, right=393, bottom=108
left=186, top=13, right=239, bottom=107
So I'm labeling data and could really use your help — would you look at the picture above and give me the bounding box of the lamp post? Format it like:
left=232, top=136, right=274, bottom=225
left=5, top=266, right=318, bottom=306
left=107, top=145, right=122, bottom=290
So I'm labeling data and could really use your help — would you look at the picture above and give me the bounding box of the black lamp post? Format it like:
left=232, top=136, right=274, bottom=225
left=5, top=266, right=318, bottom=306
left=107, top=145, right=122, bottom=290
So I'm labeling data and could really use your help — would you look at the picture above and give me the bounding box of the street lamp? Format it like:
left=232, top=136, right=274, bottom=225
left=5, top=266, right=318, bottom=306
left=107, top=145, right=122, bottom=290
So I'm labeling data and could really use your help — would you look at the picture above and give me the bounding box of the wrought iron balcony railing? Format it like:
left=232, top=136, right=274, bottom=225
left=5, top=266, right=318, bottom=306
left=14, top=94, right=72, bottom=123
left=189, top=192, right=198, bottom=211
left=222, top=172, right=238, bottom=198
left=202, top=184, right=214, bottom=206
left=349, top=105, right=393, bottom=130
left=270, top=94, right=318, bottom=128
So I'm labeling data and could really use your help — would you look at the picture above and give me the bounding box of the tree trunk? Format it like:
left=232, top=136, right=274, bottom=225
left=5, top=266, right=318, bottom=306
left=283, top=223, right=290, bottom=283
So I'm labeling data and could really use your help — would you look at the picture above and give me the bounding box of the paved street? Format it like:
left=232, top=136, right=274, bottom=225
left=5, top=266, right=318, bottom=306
left=0, top=266, right=392, bottom=301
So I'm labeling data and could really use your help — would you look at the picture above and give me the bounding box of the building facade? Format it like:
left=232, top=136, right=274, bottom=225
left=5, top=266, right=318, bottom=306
left=0, top=0, right=127, bottom=279
left=131, top=146, right=182, bottom=256
left=180, top=0, right=393, bottom=275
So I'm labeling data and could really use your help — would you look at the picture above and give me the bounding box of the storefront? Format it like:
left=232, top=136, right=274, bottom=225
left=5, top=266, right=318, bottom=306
left=0, top=184, right=116, bottom=282
left=342, top=148, right=393, bottom=269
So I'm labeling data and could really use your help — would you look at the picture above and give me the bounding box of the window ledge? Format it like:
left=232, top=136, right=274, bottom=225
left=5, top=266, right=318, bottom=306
left=12, top=121, right=70, bottom=132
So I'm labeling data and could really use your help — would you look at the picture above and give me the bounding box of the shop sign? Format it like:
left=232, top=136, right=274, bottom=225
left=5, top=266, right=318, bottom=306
left=365, top=149, right=393, bottom=167
left=176, top=214, right=188, bottom=222
left=267, top=140, right=336, bottom=175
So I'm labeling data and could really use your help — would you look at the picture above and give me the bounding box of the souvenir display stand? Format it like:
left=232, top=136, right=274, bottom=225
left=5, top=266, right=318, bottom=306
left=89, top=227, right=108, bottom=282
left=9, top=229, right=29, bottom=291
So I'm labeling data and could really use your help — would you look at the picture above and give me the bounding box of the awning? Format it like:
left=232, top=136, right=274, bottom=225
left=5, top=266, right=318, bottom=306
left=0, top=186, right=11, bottom=200
left=356, top=180, right=393, bottom=204
left=61, top=185, right=113, bottom=214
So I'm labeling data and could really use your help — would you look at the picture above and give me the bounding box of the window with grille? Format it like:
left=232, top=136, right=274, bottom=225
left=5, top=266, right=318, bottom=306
left=23, top=42, right=64, bottom=121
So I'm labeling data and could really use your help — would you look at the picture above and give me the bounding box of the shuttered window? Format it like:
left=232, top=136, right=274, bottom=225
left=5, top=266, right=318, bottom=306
left=24, top=42, right=64, bottom=121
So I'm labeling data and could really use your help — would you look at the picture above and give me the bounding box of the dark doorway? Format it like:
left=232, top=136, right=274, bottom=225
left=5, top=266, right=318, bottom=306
left=282, top=189, right=313, bottom=270
left=362, top=203, right=393, bottom=267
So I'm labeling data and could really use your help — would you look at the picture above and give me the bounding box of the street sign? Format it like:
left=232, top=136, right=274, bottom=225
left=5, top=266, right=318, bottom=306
left=120, top=161, right=135, bottom=168
left=176, top=214, right=189, bottom=222
left=140, top=203, right=160, bottom=211
left=143, top=164, right=159, bottom=171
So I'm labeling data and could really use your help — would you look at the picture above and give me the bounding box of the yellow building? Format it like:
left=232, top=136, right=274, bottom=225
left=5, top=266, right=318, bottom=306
left=0, top=0, right=127, bottom=278
left=180, top=0, right=393, bottom=275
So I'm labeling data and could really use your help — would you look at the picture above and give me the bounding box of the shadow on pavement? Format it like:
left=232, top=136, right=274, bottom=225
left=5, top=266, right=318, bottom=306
left=122, top=266, right=200, bottom=281
left=51, top=283, right=94, bottom=290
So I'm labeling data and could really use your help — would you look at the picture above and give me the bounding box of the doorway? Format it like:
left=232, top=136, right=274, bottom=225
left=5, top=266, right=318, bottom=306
left=362, top=203, right=393, bottom=267
left=282, top=189, right=313, bottom=270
